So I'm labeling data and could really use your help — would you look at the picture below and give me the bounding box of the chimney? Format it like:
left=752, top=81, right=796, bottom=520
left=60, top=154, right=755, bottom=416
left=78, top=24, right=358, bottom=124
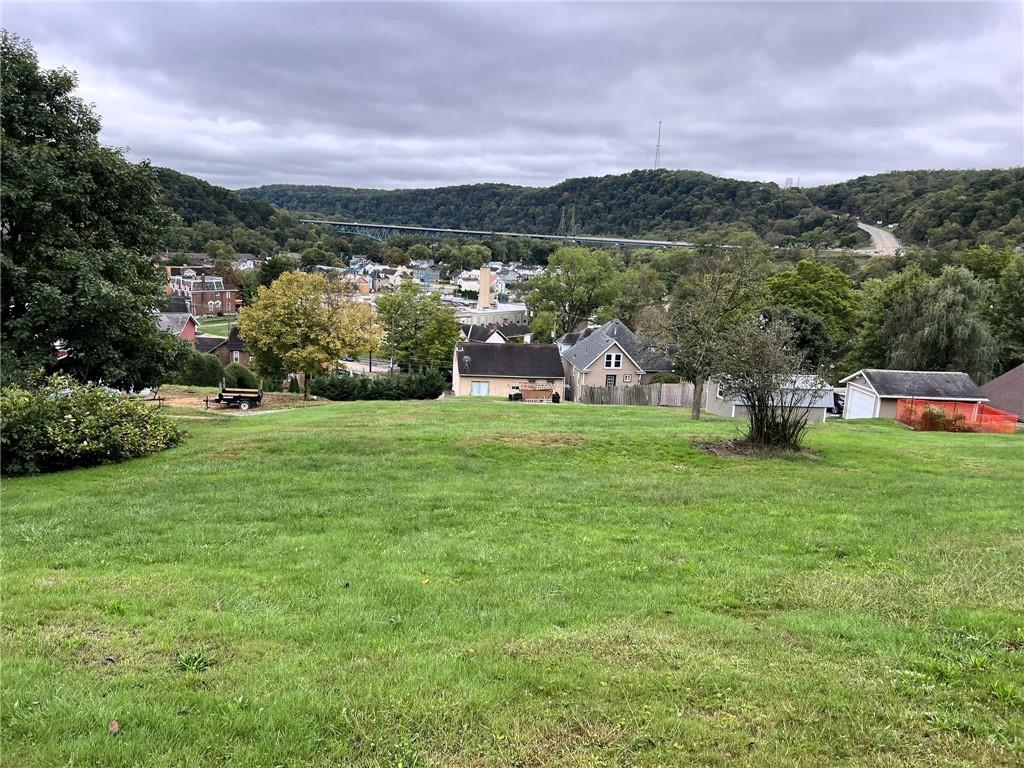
left=477, top=266, right=491, bottom=309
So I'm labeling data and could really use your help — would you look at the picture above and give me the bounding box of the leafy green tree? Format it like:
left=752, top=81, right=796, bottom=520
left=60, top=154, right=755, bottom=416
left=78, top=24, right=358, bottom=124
left=406, top=243, right=433, bottom=261
left=759, top=305, right=833, bottom=368
left=382, top=246, right=410, bottom=266
left=238, top=272, right=382, bottom=397
left=258, top=253, right=299, bottom=286
left=300, top=240, right=336, bottom=269
left=849, top=266, right=997, bottom=380
left=605, top=265, right=666, bottom=328
left=525, top=247, right=620, bottom=334
left=205, top=239, right=236, bottom=261
left=957, top=245, right=1012, bottom=282
left=766, top=258, right=859, bottom=346
left=529, top=311, right=557, bottom=344
left=989, top=253, right=1024, bottom=373
left=1, top=32, right=190, bottom=388
left=375, top=282, right=461, bottom=369
left=656, top=242, right=770, bottom=419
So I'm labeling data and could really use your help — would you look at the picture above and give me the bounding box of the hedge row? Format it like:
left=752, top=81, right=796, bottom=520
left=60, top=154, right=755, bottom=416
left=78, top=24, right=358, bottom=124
left=309, top=370, right=446, bottom=401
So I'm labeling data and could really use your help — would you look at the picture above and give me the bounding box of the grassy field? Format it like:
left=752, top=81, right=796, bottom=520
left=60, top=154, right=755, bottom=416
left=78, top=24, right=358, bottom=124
left=195, top=316, right=235, bottom=337
left=2, top=401, right=1022, bottom=766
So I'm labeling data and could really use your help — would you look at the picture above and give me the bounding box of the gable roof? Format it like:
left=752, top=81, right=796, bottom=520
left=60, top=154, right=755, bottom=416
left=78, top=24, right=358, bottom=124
left=455, top=342, right=564, bottom=379
left=225, top=327, right=247, bottom=351
left=840, top=369, right=987, bottom=400
left=154, top=312, right=196, bottom=335
left=196, top=335, right=227, bottom=354
left=560, top=318, right=671, bottom=373
left=496, top=322, right=530, bottom=338
left=980, top=364, right=1024, bottom=419
left=460, top=324, right=504, bottom=342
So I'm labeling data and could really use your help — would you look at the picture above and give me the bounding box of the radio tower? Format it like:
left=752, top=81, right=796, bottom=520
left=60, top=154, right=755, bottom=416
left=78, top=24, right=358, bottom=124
left=653, top=121, right=662, bottom=170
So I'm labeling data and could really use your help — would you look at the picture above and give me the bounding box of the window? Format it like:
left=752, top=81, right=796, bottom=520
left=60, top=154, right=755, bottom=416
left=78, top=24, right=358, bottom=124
left=605, top=352, right=622, bottom=368
left=623, top=374, right=632, bottom=383
left=605, top=374, right=617, bottom=387
left=232, top=351, right=240, bottom=363
left=470, top=381, right=490, bottom=396
left=207, top=300, right=215, bottom=311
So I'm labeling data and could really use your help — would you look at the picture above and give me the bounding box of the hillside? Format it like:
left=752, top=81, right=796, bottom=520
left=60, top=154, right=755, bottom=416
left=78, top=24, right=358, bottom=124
left=808, top=168, right=1024, bottom=249
left=3, top=400, right=1022, bottom=765
left=154, top=167, right=277, bottom=229
left=239, top=169, right=866, bottom=248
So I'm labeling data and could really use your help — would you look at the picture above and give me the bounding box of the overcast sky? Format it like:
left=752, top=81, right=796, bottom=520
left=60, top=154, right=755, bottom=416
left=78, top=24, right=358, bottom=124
left=5, top=1, right=1023, bottom=190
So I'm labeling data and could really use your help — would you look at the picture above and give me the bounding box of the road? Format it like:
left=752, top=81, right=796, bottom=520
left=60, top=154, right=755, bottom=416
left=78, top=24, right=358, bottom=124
left=857, top=221, right=901, bottom=255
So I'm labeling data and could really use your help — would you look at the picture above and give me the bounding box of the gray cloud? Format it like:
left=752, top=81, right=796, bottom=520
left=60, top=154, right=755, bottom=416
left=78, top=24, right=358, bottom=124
left=5, top=1, right=1022, bottom=189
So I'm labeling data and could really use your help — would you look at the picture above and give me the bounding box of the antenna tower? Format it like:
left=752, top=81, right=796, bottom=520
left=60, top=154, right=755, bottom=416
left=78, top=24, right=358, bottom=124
left=654, top=121, right=662, bottom=169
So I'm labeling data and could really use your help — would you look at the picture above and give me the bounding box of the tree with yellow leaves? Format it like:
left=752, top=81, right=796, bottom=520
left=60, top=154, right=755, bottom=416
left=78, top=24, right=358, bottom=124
left=237, top=272, right=382, bottom=397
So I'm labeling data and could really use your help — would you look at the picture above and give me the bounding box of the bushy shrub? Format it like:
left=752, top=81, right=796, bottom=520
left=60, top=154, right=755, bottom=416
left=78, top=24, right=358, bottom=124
left=914, top=404, right=974, bottom=432
left=309, top=370, right=446, bottom=401
left=647, top=372, right=681, bottom=384
left=165, top=350, right=224, bottom=387
left=1, top=376, right=184, bottom=475
left=223, top=363, right=258, bottom=389
left=288, top=377, right=301, bottom=394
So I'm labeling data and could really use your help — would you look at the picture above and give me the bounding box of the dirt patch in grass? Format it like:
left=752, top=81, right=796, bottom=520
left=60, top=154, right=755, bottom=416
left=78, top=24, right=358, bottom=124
left=696, top=439, right=819, bottom=460
left=466, top=432, right=588, bottom=449
left=214, top=438, right=269, bottom=459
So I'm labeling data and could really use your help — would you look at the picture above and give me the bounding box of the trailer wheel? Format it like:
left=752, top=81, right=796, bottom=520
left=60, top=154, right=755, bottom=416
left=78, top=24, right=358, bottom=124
left=239, top=401, right=250, bottom=411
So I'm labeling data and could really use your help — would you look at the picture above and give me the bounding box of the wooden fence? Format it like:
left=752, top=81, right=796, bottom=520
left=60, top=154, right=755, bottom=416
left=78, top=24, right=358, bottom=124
left=576, top=382, right=694, bottom=407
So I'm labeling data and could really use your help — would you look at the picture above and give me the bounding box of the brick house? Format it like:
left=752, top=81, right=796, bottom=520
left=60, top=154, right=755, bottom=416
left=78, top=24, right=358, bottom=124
left=169, top=273, right=239, bottom=317
left=197, top=327, right=254, bottom=368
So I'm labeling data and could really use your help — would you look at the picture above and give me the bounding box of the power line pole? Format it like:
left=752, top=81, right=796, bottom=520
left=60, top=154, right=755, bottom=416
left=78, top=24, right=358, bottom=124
left=655, top=120, right=663, bottom=169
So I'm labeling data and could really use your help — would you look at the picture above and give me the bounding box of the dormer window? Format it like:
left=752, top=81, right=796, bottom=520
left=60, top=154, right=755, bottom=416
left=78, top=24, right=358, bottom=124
left=605, top=352, right=622, bottom=368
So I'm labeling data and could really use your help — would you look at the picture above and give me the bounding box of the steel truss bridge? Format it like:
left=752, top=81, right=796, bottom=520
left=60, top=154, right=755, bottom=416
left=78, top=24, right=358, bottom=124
left=301, top=219, right=700, bottom=249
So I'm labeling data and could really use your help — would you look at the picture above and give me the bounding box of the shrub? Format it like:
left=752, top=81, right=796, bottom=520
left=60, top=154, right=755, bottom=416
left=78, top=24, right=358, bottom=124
left=1, top=376, right=184, bottom=475
left=288, top=377, right=301, bottom=394
left=223, top=363, right=258, bottom=389
left=309, top=370, right=446, bottom=401
left=165, top=350, right=224, bottom=387
left=648, top=372, right=681, bottom=384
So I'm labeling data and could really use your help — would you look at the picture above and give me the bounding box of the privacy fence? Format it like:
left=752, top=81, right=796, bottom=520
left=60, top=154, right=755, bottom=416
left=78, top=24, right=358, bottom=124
left=895, top=398, right=1018, bottom=434
left=576, top=382, right=694, bottom=407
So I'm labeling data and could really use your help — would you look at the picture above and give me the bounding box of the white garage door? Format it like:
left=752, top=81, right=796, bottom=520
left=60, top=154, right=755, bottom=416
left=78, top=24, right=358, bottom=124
left=845, top=386, right=876, bottom=419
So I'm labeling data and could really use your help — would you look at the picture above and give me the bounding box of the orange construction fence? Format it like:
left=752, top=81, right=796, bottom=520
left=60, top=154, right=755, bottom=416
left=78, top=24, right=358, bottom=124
left=895, top=399, right=1019, bottom=434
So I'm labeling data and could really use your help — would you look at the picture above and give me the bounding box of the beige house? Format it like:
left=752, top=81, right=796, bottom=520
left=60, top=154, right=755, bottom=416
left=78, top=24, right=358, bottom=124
left=452, top=342, right=565, bottom=400
left=559, top=319, right=672, bottom=400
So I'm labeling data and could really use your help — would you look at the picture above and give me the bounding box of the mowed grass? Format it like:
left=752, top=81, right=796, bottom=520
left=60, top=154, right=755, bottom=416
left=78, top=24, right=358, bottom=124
left=2, top=401, right=1022, bottom=767
left=196, top=316, right=235, bottom=337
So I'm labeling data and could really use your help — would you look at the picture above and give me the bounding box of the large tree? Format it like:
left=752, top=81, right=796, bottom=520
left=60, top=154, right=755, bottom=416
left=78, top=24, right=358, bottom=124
left=525, top=247, right=620, bottom=334
left=1, top=32, right=190, bottom=388
left=766, top=258, right=859, bottom=347
left=848, top=265, right=997, bottom=380
left=659, top=238, right=770, bottom=419
left=604, top=265, right=666, bottom=328
left=237, top=272, right=381, bottom=396
left=375, top=282, right=460, bottom=370
left=990, top=253, right=1024, bottom=373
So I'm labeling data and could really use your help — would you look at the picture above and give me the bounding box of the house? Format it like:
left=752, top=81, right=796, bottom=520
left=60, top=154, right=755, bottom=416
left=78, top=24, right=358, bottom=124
left=452, top=342, right=565, bottom=400
left=170, top=273, right=239, bottom=317
left=704, top=375, right=832, bottom=423
left=980, top=364, right=1024, bottom=422
left=840, top=369, right=988, bottom=420
left=460, top=324, right=507, bottom=343
left=197, top=327, right=255, bottom=368
left=559, top=319, right=672, bottom=400
left=154, top=311, right=198, bottom=341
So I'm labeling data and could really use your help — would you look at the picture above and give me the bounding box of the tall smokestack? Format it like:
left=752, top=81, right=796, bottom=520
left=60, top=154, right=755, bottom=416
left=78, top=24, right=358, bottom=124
left=477, top=266, right=491, bottom=309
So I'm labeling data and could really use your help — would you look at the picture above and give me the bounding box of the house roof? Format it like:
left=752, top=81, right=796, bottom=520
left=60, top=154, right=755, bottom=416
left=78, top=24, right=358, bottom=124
left=840, top=369, right=987, bottom=400
left=496, top=322, right=530, bottom=338
left=980, top=364, right=1024, bottom=419
left=455, top=342, right=564, bottom=379
left=714, top=374, right=833, bottom=409
left=560, top=319, right=671, bottom=373
left=460, top=324, right=503, bottom=342
left=196, top=335, right=227, bottom=353
left=164, top=294, right=190, bottom=313
left=225, top=327, right=247, bottom=351
left=154, top=312, right=196, bottom=335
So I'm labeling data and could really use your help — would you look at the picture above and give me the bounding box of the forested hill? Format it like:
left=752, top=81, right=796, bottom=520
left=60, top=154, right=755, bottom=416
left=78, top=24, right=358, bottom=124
left=155, top=167, right=277, bottom=229
left=239, top=170, right=865, bottom=248
left=807, top=168, right=1023, bottom=249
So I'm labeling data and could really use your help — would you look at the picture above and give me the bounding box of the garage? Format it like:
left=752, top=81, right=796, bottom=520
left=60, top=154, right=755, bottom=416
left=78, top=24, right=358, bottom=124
left=844, top=384, right=877, bottom=419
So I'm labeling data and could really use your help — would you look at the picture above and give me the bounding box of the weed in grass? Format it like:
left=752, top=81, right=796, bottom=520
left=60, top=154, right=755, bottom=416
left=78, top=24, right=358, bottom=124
left=174, top=648, right=215, bottom=673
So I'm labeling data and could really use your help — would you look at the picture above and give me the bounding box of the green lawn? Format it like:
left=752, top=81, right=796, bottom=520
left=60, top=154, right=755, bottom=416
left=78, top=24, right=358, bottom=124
left=195, top=316, right=235, bottom=337
left=2, top=401, right=1022, bottom=766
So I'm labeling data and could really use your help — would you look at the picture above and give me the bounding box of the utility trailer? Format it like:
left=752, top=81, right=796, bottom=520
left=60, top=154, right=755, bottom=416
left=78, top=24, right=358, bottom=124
left=207, top=383, right=263, bottom=411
